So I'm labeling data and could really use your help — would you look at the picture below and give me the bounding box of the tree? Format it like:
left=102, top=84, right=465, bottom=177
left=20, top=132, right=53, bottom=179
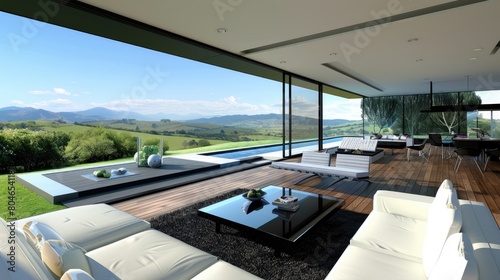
left=198, top=139, right=211, bottom=147
left=403, top=95, right=429, bottom=136
left=362, top=96, right=400, bottom=134
left=64, top=128, right=135, bottom=164
left=430, top=92, right=481, bottom=134
left=1, top=129, right=68, bottom=172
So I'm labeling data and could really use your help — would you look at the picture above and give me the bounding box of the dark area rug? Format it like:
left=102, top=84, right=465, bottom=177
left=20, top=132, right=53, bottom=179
left=150, top=189, right=367, bottom=280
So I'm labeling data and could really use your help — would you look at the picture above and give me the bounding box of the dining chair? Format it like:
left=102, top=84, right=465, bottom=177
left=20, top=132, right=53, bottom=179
left=484, top=149, right=500, bottom=171
left=453, top=140, right=483, bottom=176
left=406, top=138, right=429, bottom=162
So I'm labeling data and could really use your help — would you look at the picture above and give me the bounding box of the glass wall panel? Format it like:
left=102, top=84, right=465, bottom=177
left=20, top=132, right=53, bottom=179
left=403, top=94, right=430, bottom=137
left=322, top=93, right=363, bottom=143
left=283, top=74, right=291, bottom=157
left=471, top=90, right=500, bottom=138
left=289, top=77, right=319, bottom=156
left=429, top=92, right=462, bottom=135
left=362, top=96, right=402, bottom=136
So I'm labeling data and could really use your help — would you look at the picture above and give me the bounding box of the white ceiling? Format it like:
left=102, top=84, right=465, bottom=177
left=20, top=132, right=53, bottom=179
left=78, top=0, right=500, bottom=97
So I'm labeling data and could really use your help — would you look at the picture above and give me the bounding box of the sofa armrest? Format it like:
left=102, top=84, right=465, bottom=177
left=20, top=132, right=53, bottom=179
left=373, top=190, right=434, bottom=221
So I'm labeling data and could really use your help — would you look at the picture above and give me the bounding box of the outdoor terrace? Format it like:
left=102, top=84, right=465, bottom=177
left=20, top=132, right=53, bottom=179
left=112, top=146, right=500, bottom=226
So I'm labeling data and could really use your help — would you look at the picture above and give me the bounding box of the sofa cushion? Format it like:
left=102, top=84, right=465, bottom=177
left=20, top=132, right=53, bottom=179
left=61, top=269, right=95, bottom=280
left=422, top=200, right=461, bottom=277
left=40, top=240, right=92, bottom=277
left=86, top=229, right=218, bottom=280
left=428, top=232, right=478, bottom=280
left=23, top=220, right=63, bottom=253
left=459, top=200, right=500, bottom=280
left=16, top=204, right=151, bottom=251
left=349, top=211, right=427, bottom=263
left=1, top=218, right=55, bottom=280
left=325, top=245, right=427, bottom=280
left=192, top=260, right=264, bottom=280
left=430, top=179, right=462, bottom=233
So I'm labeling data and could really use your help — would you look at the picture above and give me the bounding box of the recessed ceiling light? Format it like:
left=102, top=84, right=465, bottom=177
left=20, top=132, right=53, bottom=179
left=472, top=48, right=483, bottom=52
left=407, top=37, right=419, bottom=43
left=216, top=28, right=227, bottom=33
left=469, top=57, right=478, bottom=60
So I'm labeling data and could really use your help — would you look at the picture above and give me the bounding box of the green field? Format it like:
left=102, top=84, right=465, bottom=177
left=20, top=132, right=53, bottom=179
left=29, top=121, right=233, bottom=151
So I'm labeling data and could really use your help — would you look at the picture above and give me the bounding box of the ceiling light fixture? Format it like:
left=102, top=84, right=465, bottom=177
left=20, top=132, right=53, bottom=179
left=472, top=48, right=483, bottom=52
left=407, top=37, right=419, bottom=43
left=216, top=28, right=227, bottom=33
left=469, top=57, right=478, bottom=60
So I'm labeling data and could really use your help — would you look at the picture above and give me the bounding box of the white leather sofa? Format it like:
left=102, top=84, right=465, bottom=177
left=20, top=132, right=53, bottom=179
left=1, top=204, right=262, bottom=280
left=326, top=179, right=500, bottom=280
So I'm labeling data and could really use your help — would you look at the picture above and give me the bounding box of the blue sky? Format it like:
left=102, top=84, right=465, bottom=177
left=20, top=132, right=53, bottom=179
left=0, top=11, right=361, bottom=120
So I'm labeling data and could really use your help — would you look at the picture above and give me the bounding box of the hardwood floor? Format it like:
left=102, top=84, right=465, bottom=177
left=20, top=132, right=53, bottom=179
left=112, top=146, right=500, bottom=226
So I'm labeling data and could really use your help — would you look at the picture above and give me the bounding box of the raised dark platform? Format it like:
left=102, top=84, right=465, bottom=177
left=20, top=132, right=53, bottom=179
left=336, top=148, right=384, bottom=162
left=16, top=155, right=270, bottom=206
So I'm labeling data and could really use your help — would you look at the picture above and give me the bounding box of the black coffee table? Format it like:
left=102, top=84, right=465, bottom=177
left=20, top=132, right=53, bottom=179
left=197, top=185, right=344, bottom=242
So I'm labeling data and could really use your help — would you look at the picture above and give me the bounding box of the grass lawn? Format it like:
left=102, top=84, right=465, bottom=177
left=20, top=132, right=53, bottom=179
left=0, top=174, right=66, bottom=221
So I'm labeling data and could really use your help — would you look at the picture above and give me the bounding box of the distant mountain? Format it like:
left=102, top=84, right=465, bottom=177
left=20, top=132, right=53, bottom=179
left=0, top=107, right=355, bottom=126
left=187, top=113, right=352, bottom=127
left=70, top=107, right=147, bottom=121
left=0, top=107, right=66, bottom=122
left=0, top=106, right=153, bottom=122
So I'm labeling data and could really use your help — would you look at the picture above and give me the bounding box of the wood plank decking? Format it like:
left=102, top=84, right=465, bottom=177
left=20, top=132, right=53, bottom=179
left=112, top=146, right=500, bottom=226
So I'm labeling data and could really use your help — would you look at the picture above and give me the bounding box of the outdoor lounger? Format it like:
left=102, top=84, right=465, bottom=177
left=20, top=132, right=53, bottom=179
left=270, top=151, right=370, bottom=186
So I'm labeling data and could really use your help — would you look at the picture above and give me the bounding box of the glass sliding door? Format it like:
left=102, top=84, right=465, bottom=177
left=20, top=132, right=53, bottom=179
left=282, top=75, right=320, bottom=157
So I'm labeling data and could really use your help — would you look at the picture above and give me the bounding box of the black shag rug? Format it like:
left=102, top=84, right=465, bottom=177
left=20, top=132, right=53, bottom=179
left=150, top=189, right=367, bottom=280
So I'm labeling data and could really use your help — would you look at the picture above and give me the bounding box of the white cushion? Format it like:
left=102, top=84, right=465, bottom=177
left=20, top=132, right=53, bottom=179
left=86, top=229, right=218, bottom=280
left=23, top=220, right=63, bottom=253
left=326, top=245, right=427, bottom=280
left=193, top=260, right=264, bottom=280
left=422, top=200, right=461, bottom=277
left=61, top=269, right=95, bottom=280
left=16, top=204, right=151, bottom=251
left=1, top=218, right=55, bottom=280
left=429, top=233, right=479, bottom=280
left=350, top=211, right=427, bottom=262
left=40, top=240, right=92, bottom=277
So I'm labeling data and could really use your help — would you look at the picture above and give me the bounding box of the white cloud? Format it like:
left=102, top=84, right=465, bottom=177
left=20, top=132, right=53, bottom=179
left=19, top=98, right=85, bottom=112
left=30, top=87, right=74, bottom=96
left=11, top=100, right=25, bottom=106
left=100, top=97, right=280, bottom=116
left=323, top=98, right=362, bottom=120
left=53, top=87, right=71, bottom=95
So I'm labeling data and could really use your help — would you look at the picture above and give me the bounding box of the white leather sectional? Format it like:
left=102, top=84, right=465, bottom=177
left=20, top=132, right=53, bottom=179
left=326, top=179, right=500, bottom=280
left=1, top=204, right=262, bottom=280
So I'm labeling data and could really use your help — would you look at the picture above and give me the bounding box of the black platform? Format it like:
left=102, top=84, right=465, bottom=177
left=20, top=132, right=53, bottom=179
left=16, top=155, right=271, bottom=207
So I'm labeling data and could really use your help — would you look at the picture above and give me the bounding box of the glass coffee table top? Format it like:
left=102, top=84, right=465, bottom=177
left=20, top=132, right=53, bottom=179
left=197, top=185, right=344, bottom=242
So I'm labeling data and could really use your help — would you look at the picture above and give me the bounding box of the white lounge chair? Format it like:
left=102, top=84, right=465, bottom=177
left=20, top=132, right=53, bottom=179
left=270, top=151, right=371, bottom=186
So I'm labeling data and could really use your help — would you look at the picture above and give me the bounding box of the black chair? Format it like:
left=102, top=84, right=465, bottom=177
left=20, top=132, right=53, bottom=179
left=428, top=133, right=444, bottom=159
left=453, top=140, right=483, bottom=176
left=406, top=138, right=429, bottom=162
left=484, top=149, right=500, bottom=171
left=428, top=133, right=454, bottom=159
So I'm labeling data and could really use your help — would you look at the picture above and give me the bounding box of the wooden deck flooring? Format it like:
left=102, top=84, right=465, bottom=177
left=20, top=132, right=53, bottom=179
left=112, top=146, right=500, bottom=226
